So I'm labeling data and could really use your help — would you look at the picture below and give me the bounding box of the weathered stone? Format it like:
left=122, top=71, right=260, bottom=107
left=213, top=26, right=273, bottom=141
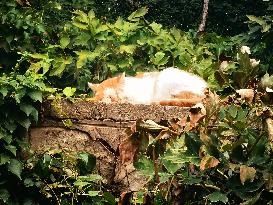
left=29, top=99, right=191, bottom=192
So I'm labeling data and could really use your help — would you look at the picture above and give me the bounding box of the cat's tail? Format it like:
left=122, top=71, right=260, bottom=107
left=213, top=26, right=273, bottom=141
left=153, top=97, right=204, bottom=107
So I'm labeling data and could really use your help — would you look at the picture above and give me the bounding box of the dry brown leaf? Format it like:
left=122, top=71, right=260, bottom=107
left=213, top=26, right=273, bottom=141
left=200, top=127, right=212, bottom=145
left=240, top=165, right=256, bottom=185
left=200, top=155, right=220, bottom=171
left=119, top=137, right=141, bottom=165
left=236, top=89, right=255, bottom=103
left=179, top=108, right=205, bottom=131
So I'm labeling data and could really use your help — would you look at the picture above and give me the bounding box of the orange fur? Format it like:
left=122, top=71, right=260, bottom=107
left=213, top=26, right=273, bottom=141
left=88, top=73, right=125, bottom=102
left=88, top=70, right=207, bottom=107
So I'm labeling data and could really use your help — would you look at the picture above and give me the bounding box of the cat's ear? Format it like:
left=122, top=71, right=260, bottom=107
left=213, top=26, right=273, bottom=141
left=88, top=82, right=98, bottom=91
left=117, top=72, right=125, bottom=83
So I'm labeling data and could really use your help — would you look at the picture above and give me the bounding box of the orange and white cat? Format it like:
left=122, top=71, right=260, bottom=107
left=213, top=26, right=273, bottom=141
left=88, top=67, right=207, bottom=107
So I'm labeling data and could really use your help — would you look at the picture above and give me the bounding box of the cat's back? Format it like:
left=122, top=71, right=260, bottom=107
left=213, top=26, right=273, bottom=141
left=154, top=67, right=207, bottom=99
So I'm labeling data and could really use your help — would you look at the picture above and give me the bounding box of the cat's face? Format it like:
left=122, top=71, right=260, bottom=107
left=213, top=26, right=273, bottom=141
left=88, top=73, right=125, bottom=103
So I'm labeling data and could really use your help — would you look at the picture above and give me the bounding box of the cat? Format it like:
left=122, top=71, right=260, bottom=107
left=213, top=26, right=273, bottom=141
left=88, top=67, right=207, bottom=107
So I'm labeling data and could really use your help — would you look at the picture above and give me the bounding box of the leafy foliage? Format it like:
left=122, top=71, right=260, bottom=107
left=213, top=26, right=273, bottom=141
left=0, top=1, right=273, bottom=204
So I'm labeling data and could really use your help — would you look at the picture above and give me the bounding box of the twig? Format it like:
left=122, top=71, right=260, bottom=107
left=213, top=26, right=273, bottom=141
left=152, top=145, right=160, bottom=184
left=197, top=0, right=209, bottom=35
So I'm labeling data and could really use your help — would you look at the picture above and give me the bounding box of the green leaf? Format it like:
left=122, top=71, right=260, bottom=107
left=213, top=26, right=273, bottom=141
left=50, top=57, right=73, bottom=77
left=24, top=178, right=35, bottom=187
left=0, top=189, right=10, bottom=203
left=77, top=174, right=102, bottom=182
left=60, top=36, right=70, bottom=49
left=75, top=50, right=100, bottom=69
left=134, top=155, right=154, bottom=178
left=88, top=191, right=100, bottom=197
left=88, top=10, right=96, bottom=20
left=14, top=88, right=26, bottom=103
left=63, top=87, right=76, bottom=97
left=207, top=192, right=228, bottom=203
left=74, top=33, right=91, bottom=46
left=0, top=86, right=8, bottom=97
left=119, top=45, right=136, bottom=54
left=8, top=159, right=23, bottom=180
left=128, top=7, right=148, bottom=21
left=72, top=22, right=88, bottom=30
left=151, top=52, right=170, bottom=66
left=73, top=10, right=89, bottom=23
left=1, top=132, right=12, bottom=144
left=31, top=108, right=39, bottom=122
left=77, top=152, right=96, bottom=173
left=73, top=181, right=90, bottom=188
left=228, top=105, right=238, bottom=118
left=20, top=103, right=36, bottom=117
left=0, top=154, right=10, bottom=165
left=4, top=145, right=17, bottom=156
left=150, top=22, right=162, bottom=34
left=18, top=118, right=31, bottom=129
left=103, top=192, right=116, bottom=205
left=162, top=150, right=182, bottom=174
left=28, top=91, right=42, bottom=103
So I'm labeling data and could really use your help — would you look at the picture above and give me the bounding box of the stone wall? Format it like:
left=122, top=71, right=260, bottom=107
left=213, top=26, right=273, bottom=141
left=29, top=99, right=192, bottom=192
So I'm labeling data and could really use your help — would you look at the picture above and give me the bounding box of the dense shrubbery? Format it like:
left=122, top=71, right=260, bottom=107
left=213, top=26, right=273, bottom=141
left=0, top=0, right=273, bottom=204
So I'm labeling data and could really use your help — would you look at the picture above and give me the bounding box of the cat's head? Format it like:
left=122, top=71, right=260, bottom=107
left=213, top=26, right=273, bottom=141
left=88, top=73, right=125, bottom=103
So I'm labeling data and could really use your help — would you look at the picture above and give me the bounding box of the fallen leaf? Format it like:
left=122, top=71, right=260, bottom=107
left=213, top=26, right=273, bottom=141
left=240, top=165, right=256, bottom=185
left=200, top=155, right=219, bottom=171
left=236, top=89, right=254, bottom=103
left=119, top=136, right=141, bottom=165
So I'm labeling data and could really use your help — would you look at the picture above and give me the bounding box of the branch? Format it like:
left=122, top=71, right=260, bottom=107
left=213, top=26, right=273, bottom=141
left=198, top=0, right=209, bottom=35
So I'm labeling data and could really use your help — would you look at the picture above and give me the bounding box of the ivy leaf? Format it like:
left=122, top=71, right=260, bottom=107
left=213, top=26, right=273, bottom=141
left=240, top=165, right=256, bottom=185
left=31, top=108, right=39, bottom=122
left=18, top=118, right=31, bottom=129
left=8, top=159, right=23, bottom=180
left=0, top=154, right=10, bottom=165
left=0, top=132, right=12, bottom=144
left=134, top=155, right=154, bottom=178
left=28, top=91, right=42, bottom=103
left=24, top=178, right=35, bottom=187
left=4, top=145, right=17, bottom=156
left=128, top=7, right=148, bottom=21
left=207, top=192, right=228, bottom=203
left=63, top=87, right=76, bottom=97
left=14, top=88, right=26, bottom=104
left=20, top=103, right=36, bottom=117
left=0, top=86, right=8, bottom=98
left=0, top=189, right=10, bottom=203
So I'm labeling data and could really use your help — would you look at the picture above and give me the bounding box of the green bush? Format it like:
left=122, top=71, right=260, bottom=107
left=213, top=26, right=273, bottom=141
left=0, top=2, right=273, bottom=204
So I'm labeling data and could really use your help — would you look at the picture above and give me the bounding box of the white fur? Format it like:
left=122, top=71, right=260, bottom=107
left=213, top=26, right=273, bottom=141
left=117, top=67, right=207, bottom=104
